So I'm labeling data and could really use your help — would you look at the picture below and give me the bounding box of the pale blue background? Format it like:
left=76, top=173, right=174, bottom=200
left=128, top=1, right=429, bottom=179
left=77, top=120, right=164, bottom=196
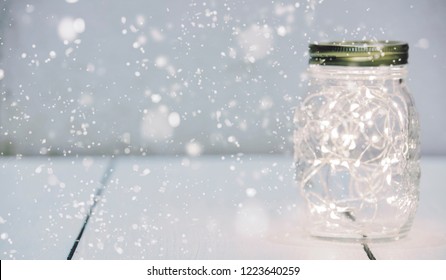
left=0, top=0, right=445, bottom=156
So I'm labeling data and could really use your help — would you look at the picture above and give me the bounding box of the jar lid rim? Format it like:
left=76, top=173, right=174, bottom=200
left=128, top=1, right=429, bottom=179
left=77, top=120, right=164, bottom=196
left=309, top=40, right=409, bottom=66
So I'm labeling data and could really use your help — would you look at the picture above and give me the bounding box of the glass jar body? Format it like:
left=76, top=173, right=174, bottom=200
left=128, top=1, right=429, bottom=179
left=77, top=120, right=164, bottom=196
left=294, top=65, right=420, bottom=241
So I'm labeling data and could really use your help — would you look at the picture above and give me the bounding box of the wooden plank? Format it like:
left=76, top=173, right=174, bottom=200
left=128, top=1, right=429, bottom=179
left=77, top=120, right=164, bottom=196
left=73, top=156, right=446, bottom=259
left=75, top=156, right=368, bottom=259
left=0, top=157, right=108, bottom=259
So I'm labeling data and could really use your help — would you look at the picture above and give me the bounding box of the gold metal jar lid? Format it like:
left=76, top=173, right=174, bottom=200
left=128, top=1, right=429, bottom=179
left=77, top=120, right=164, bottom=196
left=309, top=41, right=409, bottom=66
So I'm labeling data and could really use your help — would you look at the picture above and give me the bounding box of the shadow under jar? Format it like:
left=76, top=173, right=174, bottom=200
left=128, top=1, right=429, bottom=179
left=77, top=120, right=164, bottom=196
left=294, top=41, right=420, bottom=242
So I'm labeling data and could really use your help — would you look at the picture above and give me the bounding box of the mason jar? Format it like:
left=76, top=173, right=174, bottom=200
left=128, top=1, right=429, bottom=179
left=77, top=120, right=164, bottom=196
left=294, top=41, right=420, bottom=241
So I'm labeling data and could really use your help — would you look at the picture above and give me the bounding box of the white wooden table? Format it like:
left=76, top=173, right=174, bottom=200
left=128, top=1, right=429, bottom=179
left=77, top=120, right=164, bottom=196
left=0, top=157, right=108, bottom=259
left=1, top=156, right=445, bottom=259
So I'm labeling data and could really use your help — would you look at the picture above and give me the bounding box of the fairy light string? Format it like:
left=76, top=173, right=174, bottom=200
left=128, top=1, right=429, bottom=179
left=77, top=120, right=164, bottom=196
left=294, top=66, right=419, bottom=239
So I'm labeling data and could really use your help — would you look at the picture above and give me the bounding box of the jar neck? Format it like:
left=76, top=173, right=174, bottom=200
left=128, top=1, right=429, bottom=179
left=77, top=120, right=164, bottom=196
left=308, top=65, right=408, bottom=81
